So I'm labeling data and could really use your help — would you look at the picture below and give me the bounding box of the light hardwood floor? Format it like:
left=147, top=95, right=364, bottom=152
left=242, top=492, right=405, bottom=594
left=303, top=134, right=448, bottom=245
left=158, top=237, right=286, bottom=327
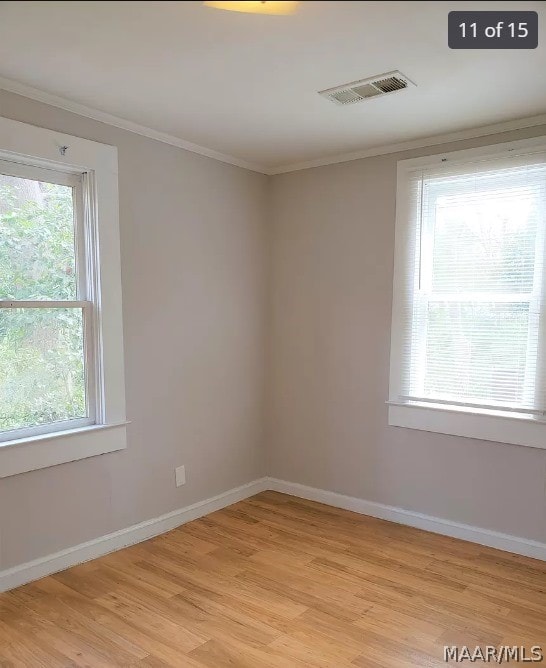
left=0, top=491, right=545, bottom=667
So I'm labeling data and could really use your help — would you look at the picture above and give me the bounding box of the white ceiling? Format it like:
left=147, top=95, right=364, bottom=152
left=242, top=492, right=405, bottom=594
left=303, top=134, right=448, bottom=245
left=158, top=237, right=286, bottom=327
left=0, top=1, right=545, bottom=172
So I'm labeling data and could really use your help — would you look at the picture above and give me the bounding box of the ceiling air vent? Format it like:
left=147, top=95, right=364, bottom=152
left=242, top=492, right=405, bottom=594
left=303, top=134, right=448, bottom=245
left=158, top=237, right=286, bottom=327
left=319, top=71, right=414, bottom=106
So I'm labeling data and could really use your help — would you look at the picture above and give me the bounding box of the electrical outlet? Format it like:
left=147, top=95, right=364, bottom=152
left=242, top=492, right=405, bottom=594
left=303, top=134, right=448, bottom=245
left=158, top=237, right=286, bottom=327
left=175, top=465, right=186, bottom=487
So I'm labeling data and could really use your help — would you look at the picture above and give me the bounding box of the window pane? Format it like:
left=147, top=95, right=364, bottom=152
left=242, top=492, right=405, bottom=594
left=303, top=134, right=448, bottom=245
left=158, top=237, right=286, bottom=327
left=0, top=308, right=86, bottom=433
left=0, top=174, right=77, bottom=299
left=421, top=301, right=531, bottom=406
left=427, top=175, right=542, bottom=294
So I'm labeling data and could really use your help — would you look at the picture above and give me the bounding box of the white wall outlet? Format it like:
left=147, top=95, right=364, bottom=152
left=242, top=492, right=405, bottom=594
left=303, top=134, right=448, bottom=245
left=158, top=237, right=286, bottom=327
left=175, top=465, right=186, bottom=487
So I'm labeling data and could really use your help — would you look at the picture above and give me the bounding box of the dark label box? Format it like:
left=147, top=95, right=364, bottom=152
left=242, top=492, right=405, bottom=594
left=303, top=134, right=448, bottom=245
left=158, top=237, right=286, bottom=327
left=448, top=11, right=538, bottom=49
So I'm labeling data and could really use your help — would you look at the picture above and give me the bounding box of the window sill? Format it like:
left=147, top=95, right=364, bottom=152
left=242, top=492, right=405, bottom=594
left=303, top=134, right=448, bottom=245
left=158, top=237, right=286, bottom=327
left=0, top=422, right=129, bottom=478
left=387, top=401, right=546, bottom=450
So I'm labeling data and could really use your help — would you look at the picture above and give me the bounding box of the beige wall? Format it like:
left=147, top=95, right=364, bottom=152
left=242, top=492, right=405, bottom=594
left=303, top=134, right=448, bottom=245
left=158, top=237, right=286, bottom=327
left=268, top=125, right=546, bottom=544
left=0, top=90, right=268, bottom=569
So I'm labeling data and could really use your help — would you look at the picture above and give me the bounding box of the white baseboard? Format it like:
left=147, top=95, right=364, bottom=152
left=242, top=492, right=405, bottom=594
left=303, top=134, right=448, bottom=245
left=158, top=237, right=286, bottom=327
left=0, top=477, right=268, bottom=593
left=267, top=477, right=546, bottom=562
left=2, top=475, right=544, bottom=593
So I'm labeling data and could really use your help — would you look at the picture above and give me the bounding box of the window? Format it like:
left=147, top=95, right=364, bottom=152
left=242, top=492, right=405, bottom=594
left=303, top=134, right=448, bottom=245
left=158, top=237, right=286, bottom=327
left=0, top=116, right=126, bottom=478
left=0, top=162, right=95, bottom=441
left=389, top=137, right=546, bottom=449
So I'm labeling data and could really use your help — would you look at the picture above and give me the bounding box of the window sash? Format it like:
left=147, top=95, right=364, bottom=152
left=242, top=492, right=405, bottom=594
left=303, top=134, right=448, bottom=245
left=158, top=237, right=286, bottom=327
left=0, top=159, right=99, bottom=441
left=0, top=416, right=95, bottom=445
left=410, top=168, right=546, bottom=411
left=397, top=395, right=546, bottom=416
left=396, top=152, right=546, bottom=417
left=408, top=293, right=539, bottom=408
left=0, top=300, right=96, bottom=443
left=0, top=158, right=80, bottom=188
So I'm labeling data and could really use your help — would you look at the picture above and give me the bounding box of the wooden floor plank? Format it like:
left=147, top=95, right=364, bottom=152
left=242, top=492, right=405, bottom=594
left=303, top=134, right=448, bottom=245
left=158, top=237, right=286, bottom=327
left=1, top=491, right=545, bottom=667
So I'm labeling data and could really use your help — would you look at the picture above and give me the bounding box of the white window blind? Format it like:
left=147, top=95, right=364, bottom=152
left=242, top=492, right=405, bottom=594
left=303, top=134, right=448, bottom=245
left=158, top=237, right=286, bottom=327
left=396, top=152, right=546, bottom=417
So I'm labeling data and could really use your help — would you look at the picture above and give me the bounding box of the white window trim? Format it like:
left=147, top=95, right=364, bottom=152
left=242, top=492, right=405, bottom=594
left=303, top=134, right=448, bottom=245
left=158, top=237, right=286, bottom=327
left=388, top=135, right=546, bottom=450
left=0, top=116, right=127, bottom=477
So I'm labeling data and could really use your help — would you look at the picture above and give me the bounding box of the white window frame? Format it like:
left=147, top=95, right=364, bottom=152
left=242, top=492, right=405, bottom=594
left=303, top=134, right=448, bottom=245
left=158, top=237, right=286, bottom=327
left=0, top=160, right=96, bottom=442
left=0, top=116, right=127, bottom=477
left=388, top=136, right=546, bottom=450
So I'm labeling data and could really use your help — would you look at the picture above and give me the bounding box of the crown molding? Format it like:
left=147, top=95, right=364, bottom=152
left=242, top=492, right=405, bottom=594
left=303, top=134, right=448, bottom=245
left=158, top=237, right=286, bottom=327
left=269, top=113, right=546, bottom=175
left=0, top=75, right=268, bottom=174
left=2, top=75, right=545, bottom=177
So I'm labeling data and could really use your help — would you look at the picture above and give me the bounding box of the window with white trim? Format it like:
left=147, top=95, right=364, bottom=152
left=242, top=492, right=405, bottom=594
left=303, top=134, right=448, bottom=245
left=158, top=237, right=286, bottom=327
left=389, top=138, right=546, bottom=449
left=0, top=161, right=97, bottom=441
left=0, top=116, right=126, bottom=478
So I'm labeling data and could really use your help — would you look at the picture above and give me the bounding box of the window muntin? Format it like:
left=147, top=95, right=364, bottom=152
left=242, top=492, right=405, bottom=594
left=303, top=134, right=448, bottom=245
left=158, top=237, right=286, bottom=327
left=399, top=158, right=546, bottom=417
left=0, top=161, right=96, bottom=441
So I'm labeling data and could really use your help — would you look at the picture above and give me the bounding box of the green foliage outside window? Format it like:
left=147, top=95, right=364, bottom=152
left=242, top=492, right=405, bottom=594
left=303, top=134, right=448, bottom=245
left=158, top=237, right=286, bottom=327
left=0, top=177, right=86, bottom=433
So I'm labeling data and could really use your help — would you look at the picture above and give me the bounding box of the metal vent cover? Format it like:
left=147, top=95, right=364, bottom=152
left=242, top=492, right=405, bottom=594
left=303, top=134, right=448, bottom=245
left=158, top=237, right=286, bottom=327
left=319, top=71, right=414, bottom=106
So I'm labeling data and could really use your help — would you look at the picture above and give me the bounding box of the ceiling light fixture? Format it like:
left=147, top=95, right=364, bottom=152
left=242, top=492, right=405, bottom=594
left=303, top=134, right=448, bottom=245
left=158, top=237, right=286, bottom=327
left=203, top=1, right=299, bottom=15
